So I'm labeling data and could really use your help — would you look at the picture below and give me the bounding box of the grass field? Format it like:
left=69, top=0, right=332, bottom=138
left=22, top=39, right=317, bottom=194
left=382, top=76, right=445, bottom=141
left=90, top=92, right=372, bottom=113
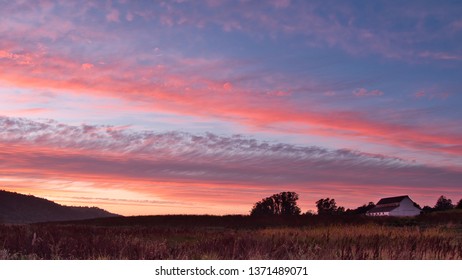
left=1, top=211, right=461, bottom=260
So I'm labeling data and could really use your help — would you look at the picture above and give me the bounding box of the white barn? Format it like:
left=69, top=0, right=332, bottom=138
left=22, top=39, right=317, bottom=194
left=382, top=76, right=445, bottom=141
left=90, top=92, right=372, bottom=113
left=366, top=195, right=421, bottom=217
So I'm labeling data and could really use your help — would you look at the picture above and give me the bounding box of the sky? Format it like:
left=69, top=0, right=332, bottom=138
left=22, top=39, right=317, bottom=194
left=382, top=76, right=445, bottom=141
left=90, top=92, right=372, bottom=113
left=1, top=0, right=461, bottom=215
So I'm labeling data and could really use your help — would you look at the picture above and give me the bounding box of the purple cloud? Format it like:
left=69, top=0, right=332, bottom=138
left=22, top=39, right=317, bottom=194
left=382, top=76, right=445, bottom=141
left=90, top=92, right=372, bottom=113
left=1, top=116, right=461, bottom=191
left=353, top=88, right=384, bottom=97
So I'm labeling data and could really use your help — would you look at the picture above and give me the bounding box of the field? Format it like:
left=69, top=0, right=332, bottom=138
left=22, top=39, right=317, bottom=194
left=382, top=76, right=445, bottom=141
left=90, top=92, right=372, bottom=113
left=1, top=212, right=461, bottom=260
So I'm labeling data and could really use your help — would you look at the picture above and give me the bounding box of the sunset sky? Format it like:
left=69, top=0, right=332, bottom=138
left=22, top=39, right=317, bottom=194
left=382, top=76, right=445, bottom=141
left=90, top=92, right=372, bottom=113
left=1, top=0, right=461, bottom=215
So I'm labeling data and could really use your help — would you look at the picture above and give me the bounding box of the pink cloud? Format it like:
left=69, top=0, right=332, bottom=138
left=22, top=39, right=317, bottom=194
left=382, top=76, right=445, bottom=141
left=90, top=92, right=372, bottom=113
left=81, top=63, right=94, bottom=70
left=2, top=108, right=50, bottom=116
left=106, top=8, right=120, bottom=22
left=271, top=0, right=291, bottom=9
left=266, top=90, right=291, bottom=97
left=0, top=47, right=461, bottom=158
left=222, top=21, right=242, bottom=32
left=0, top=117, right=462, bottom=190
left=353, top=88, right=384, bottom=97
left=125, top=12, right=134, bottom=22
left=1, top=116, right=461, bottom=213
left=1, top=1, right=460, bottom=64
left=414, top=90, right=450, bottom=101
left=418, top=51, right=462, bottom=61
left=223, top=82, right=233, bottom=90
left=0, top=49, right=34, bottom=65
left=0, top=50, right=10, bottom=58
left=414, top=91, right=426, bottom=99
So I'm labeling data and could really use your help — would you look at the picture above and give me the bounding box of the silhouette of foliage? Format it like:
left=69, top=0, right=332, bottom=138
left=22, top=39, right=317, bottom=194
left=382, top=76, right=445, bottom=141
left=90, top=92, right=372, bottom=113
left=316, top=198, right=344, bottom=215
left=250, top=191, right=301, bottom=216
left=456, top=199, right=462, bottom=209
left=422, top=206, right=434, bottom=213
left=346, top=202, right=375, bottom=215
left=434, top=195, right=454, bottom=211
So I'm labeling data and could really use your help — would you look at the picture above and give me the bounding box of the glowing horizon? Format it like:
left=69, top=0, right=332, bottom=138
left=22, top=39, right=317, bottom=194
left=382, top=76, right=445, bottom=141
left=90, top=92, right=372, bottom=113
left=1, top=1, right=461, bottom=215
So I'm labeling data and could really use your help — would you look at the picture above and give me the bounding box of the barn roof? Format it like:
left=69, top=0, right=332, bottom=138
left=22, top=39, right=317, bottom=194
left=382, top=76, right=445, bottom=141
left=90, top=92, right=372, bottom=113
left=367, top=206, right=398, bottom=213
left=376, top=195, right=410, bottom=205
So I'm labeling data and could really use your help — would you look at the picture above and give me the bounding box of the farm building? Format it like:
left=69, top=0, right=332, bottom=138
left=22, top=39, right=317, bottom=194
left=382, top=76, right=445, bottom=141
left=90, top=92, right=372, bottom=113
left=366, top=195, right=421, bottom=217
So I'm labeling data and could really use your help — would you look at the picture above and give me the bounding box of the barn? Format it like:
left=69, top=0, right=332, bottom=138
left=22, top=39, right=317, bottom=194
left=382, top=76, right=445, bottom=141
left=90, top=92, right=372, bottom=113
left=366, top=195, right=421, bottom=217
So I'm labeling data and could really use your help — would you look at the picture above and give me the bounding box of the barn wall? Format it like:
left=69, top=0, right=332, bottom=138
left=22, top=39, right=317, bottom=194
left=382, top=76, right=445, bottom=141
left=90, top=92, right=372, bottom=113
left=389, top=197, right=421, bottom=216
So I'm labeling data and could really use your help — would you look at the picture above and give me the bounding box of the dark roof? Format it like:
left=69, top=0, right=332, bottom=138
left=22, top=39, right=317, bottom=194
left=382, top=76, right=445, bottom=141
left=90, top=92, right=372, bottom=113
left=376, top=195, right=410, bottom=205
left=367, top=206, right=398, bottom=213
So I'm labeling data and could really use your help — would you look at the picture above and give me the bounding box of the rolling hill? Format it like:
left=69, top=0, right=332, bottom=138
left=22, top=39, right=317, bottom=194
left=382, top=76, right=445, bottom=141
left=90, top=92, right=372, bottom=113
left=0, top=190, right=120, bottom=224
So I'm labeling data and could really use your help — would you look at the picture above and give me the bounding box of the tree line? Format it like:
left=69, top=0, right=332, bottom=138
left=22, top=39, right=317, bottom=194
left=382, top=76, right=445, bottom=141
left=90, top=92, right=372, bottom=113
left=250, top=192, right=462, bottom=216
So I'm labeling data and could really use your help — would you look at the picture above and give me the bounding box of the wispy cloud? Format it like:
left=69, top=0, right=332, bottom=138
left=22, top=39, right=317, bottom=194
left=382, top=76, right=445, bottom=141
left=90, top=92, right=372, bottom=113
left=413, top=90, right=450, bottom=101
left=106, top=8, right=120, bottom=23
left=81, top=63, right=94, bottom=70
left=418, top=51, right=462, bottom=61
left=1, top=116, right=461, bottom=193
left=353, top=88, right=384, bottom=97
left=0, top=1, right=460, bottom=160
left=2, top=1, right=461, bottom=62
left=1, top=44, right=460, bottom=158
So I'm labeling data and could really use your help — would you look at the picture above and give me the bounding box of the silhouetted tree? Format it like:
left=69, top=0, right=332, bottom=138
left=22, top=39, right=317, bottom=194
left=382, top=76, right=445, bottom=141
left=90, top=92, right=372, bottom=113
left=303, top=210, right=315, bottom=216
left=336, top=206, right=345, bottom=214
left=250, top=191, right=301, bottom=216
left=434, top=195, right=454, bottom=211
left=456, top=199, right=462, bottom=209
left=316, top=198, right=342, bottom=215
left=346, top=202, right=375, bottom=215
left=422, top=206, right=434, bottom=213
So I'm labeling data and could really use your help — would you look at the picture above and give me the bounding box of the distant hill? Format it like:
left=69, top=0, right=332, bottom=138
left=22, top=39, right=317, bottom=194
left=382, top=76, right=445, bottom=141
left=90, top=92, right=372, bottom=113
left=0, top=190, right=120, bottom=224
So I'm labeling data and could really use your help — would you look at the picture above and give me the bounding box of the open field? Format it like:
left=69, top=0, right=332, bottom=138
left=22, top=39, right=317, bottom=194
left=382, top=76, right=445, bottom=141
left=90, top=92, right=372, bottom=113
left=1, top=211, right=461, bottom=260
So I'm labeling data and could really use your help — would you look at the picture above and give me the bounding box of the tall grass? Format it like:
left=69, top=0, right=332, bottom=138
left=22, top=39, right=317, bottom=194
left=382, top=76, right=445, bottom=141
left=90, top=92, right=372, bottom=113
left=0, top=220, right=461, bottom=260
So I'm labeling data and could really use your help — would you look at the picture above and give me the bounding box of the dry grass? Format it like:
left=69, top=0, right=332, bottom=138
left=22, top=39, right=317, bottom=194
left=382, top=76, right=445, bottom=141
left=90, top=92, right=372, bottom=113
left=1, top=218, right=461, bottom=260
